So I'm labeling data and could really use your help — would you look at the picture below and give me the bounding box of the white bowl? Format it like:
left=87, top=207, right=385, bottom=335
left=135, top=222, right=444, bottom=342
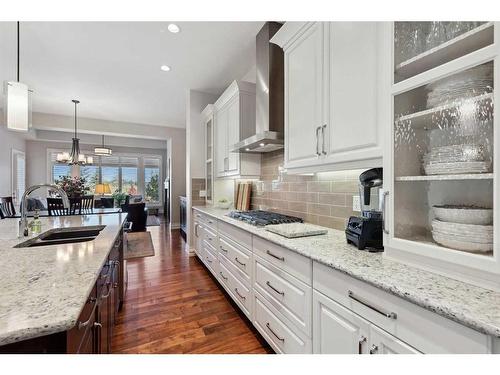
left=433, top=205, right=493, bottom=225
left=432, top=232, right=493, bottom=254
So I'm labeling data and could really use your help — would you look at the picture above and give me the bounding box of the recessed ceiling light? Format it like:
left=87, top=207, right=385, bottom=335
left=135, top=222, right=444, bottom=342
left=160, top=65, right=171, bottom=72
left=167, top=24, right=180, bottom=33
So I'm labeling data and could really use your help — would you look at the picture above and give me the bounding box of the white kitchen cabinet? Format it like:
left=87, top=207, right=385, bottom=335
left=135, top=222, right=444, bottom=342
left=201, top=105, right=214, bottom=205
left=323, top=22, right=382, bottom=166
left=313, top=290, right=370, bottom=354
left=383, top=22, right=500, bottom=291
left=213, top=81, right=260, bottom=178
left=278, top=22, right=325, bottom=169
left=369, top=325, right=421, bottom=354
left=270, top=22, right=383, bottom=173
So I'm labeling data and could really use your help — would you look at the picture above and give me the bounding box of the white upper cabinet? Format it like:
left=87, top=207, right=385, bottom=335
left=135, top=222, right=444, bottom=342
left=213, top=81, right=260, bottom=178
left=323, top=22, right=381, bottom=165
left=383, top=22, right=500, bottom=291
left=271, top=22, right=384, bottom=173
left=283, top=22, right=326, bottom=169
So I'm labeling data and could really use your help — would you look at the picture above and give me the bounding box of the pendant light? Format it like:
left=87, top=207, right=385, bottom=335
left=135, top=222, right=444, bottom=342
left=56, top=100, right=93, bottom=165
left=3, top=21, right=32, bottom=132
left=94, top=135, right=113, bottom=156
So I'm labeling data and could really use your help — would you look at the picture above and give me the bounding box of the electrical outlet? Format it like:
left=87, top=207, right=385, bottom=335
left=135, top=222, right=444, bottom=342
left=199, top=190, right=206, bottom=198
left=352, top=195, right=361, bottom=212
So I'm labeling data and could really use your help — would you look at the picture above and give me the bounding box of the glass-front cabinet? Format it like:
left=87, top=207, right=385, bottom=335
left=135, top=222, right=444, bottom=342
left=202, top=104, right=214, bottom=205
left=384, top=22, right=500, bottom=290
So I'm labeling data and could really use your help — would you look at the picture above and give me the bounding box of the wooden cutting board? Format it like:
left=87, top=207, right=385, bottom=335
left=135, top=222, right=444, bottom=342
left=235, top=182, right=252, bottom=211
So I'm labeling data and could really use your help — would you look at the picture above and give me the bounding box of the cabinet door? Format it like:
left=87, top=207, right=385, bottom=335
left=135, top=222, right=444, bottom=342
left=369, top=325, right=421, bottom=354
left=226, top=98, right=240, bottom=176
left=284, top=22, right=325, bottom=169
left=324, top=22, right=380, bottom=164
left=313, top=290, right=370, bottom=354
left=215, top=107, right=228, bottom=177
left=97, top=282, right=111, bottom=354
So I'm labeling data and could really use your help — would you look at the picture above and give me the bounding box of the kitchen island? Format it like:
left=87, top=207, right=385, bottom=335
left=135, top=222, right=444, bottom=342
left=0, top=213, right=127, bottom=352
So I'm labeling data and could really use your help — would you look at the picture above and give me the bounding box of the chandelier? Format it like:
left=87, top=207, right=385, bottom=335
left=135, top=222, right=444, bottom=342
left=94, top=135, right=113, bottom=156
left=57, top=100, right=93, bottom=165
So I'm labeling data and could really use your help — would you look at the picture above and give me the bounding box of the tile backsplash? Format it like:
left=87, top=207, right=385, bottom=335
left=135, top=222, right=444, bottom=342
left=251, top=150, right=369, bottom=231
left=191, top=178, right=206, bottom=206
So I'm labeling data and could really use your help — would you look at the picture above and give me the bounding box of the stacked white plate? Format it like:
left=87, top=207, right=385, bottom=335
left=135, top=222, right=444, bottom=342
left=426, top=64, right=493, bottom=108
left=431, top=205, right=493, bottom=253
left=423, top=144, right=491, bottom=175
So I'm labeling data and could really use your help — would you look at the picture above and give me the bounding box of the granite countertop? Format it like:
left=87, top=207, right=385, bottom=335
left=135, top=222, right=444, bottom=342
left=193, top=206, right=500, bottom=338
left=0, top=213, right=127, bottom=346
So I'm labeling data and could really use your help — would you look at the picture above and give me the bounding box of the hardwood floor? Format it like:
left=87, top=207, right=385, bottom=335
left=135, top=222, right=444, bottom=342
left=111, top=221, right=273, bottom=354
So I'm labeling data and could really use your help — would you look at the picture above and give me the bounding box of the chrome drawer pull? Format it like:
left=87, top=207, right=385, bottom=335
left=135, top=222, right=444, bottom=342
left=101, top=282, right=113, bottom=298
left=266, top=250, right=284, bottom=262
left=266, top=322, right=285, bottom=342
left=206, top=257, right=213, bottom=264
left=207, top=219, right=214, bottom=224
left=234, top=288, right=246, bottom=300
left=94, top=322, right=102, bottom=329
left=219, top=271, right=228, bottom=281
left=358, top=335, right=367, bottom=354
left=266, top=281, right=285, bottom=296
left=78, top=303, right=98, bottom=330
left=370, top=344, right=379, bottom=354
left=220, top=245, right=228, bottom=253
left=348, top=290, right=397, bottom=319
left=235, top=257, right=246, bottom=267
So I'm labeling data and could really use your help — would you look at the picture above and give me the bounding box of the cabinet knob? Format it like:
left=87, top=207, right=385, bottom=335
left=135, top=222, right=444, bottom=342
left=369, top=344, right=378, bottom=354
left=93, top=322, right=102, bottom=329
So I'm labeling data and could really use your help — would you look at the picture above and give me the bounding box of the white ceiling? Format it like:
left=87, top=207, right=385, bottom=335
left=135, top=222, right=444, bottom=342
left=0, top=22, right=263, bottom=128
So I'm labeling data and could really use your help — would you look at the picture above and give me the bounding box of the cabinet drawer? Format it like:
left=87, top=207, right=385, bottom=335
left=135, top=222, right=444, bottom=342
left=194, top=211, right=217, bottom=231
left=218, top=221, right=252, bottom=250
left=218, top=261, right=252, bottom=319
left=204, top=243, right=218, bottom=277
left=219, top=236, right=252, bottom=282
left=313, top=261, right=492, bottom=353
left=254, top=255, right=312, bottom=336
left=203, top=226, right=218, bottom=248
left=253, top=236, right=312, bottom=285
left=253, top=292, right=312, bottom=354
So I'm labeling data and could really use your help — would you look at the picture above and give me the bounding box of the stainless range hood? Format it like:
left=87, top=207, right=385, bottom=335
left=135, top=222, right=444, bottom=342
left=232, top=22, right=284, bottom=153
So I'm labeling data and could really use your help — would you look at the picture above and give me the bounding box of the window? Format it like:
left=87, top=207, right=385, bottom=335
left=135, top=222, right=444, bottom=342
left=144, top=157, right=160, bottom=203
left=12, top=149, right=25, bottom=204
left=121, top=167, right=138, bottom=195
left=47, top=150, right=162, bottom=204
left=80, top=165, right=99, bottom=193
left=52, top=164, right=71, bottom=182
left=101, top=166, right=120, bottom=194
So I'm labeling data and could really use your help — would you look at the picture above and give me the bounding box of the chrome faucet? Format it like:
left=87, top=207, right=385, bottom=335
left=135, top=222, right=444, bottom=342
left=19, top=184, right=70, bottom=237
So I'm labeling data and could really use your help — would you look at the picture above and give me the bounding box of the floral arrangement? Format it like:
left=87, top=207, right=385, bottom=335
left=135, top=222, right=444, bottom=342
left=55, top=176, right=90, bottom=198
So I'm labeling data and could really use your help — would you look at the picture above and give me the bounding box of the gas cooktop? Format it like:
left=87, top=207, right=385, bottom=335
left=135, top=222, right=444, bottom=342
left=228, top=210, right=303, bottom=227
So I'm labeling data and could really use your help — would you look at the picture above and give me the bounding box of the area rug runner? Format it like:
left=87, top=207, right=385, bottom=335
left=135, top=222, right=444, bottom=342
left=125, top=231, right=155, bottom=260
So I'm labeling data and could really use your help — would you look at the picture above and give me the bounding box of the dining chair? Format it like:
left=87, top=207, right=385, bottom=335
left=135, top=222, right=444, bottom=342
left=82, top=195, right=94, bottom=213
left=69, top=197, right=83, bottom=215
left=0, top=197, right=16, bottom=217
left=46, top=198, right=69, bottom=216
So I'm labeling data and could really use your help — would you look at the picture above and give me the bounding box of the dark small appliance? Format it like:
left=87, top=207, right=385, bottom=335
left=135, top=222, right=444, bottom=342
left=345, top=168, right=384, bottom=251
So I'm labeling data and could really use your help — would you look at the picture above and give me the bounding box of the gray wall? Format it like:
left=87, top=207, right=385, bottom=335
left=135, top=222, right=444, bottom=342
left=0, top=125, right=27, bottom=196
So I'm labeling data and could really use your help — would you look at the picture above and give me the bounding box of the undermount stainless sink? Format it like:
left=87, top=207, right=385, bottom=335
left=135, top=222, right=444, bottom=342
left=14, top=226, right=106, bottom=248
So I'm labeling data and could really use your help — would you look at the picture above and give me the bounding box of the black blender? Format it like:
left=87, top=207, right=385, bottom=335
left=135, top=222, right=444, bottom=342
left=345, top=168, right=384, bottom=251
